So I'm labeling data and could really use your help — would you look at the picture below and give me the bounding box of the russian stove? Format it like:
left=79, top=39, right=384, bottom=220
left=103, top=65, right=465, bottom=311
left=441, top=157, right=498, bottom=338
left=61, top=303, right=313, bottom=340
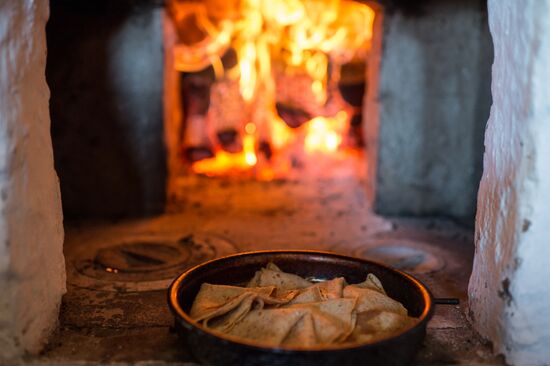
left=0, top=0, right=550, bottom=365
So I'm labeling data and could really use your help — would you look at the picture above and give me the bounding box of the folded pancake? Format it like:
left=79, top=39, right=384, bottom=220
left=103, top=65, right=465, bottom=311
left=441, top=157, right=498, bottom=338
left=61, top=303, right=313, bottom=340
left=287, top=298, right=357, bottom=343
left=307, top=308, right=350, bottom=344
left=288, top=277, right=346, bottom=304
left=191, top=283, right=297, bottom=330
left=225, top=298, right=356, bottom=347
left=312, top=276, right=347, bottom=300
left=288, top=285, right=323, bottom=304
left=354, top=273, right=386, bottom=294
left=189, top=264, right=418, bottom=348
left=247, top=262, right=312, bottom=290
left=283, top=312, right=317, bottom=347
left=349, top=310, right=417, bottom=343
left=343, top=285, right=407, bottom=315
left=224, top=308, right=309, bottom=346
left=206, top=292, right=257, bottom=331
left=190, top=284, right=274, bottom=319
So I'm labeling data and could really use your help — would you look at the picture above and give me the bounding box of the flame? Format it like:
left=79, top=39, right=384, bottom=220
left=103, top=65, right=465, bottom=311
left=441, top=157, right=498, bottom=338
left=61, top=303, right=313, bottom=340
left=172, top=0, right=375, bottom=94
left=243, top=133, right=258, bottom=166
left=172, top=0, right=376, bottom=178
left=304, top=111, right=348, bottom=153
left=238, top=42, right=258, bottom=102
left=191, top=151, right=248, bottom=176
left=270, top=116, right=294, bottom=150
left=192, top=123, right=258, bottom=176
left=171, top=3, right=234, bottom=73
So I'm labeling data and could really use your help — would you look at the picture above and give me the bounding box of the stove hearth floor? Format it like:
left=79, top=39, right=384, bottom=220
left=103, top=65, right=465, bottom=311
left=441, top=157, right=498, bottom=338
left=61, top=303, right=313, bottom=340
left=34, top=174, right=503, bottom=365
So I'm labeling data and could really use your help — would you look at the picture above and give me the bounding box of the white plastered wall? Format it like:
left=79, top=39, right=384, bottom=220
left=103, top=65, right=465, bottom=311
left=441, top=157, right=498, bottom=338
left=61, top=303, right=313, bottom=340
left=0, top=0, right=65, bottom=361
left=469, top=1, right=550, bottom=365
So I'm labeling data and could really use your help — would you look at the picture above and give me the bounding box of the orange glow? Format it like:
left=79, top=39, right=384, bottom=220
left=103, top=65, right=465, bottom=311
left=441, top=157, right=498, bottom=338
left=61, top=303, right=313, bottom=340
left=243, top=134, right=258, bottom=166
left=304, top=112, right=347, bottom=153
left=192, top=150, right=253, bottom=176
left=270, top=116, right=294, bottom=150
left=192, top=128, right=258, bottom=176
left=173, top=0, right=376, bottom=178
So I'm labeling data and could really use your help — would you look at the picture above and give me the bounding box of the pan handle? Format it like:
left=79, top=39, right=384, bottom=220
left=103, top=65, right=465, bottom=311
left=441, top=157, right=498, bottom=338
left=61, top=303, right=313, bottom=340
left=434, top=298, right=459, bottom=305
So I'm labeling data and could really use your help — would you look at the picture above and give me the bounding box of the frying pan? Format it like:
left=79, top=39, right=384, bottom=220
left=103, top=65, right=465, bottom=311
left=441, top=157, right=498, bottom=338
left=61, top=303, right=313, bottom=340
left=168, top=250, right=434, bottom=366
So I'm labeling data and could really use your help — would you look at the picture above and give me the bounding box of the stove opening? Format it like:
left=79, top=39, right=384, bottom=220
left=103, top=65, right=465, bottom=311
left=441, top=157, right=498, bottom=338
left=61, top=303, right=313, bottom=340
left=166, top=0, right=376, bottom=181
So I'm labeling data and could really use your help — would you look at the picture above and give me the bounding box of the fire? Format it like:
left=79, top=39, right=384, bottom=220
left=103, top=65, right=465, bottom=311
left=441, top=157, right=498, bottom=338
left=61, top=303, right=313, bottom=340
left=191, top=151, right=249, bottom=176
left=192, top=123, right=259, bottom=176
left=243, top=133, right=257, bottom=166
left=270, top=116, right=294, bottom=150
left=305, top=111, right=348, bottom=154
left=170, top=0, right=375, bottom=178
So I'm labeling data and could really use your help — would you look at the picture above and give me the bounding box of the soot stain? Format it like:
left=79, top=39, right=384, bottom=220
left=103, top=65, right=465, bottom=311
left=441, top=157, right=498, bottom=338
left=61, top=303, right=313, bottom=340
left=497, top=278, right=512, bottom=306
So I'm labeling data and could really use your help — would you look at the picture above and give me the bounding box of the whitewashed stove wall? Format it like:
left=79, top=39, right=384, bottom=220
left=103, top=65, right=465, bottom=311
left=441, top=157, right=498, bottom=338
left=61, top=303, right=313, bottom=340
left=0, top=0, right=65, bottom=362
left=469, top=1, right=550, bottom=365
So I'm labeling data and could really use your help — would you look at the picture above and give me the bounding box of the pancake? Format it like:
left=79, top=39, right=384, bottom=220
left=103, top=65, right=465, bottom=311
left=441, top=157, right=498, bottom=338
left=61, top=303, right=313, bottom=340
left=190, top=263, right=418, bottom=348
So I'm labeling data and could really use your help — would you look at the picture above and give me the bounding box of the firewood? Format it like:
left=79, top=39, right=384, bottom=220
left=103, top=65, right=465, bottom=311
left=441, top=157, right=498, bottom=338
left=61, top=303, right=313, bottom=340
left=275, top=103, right=312, bottom=129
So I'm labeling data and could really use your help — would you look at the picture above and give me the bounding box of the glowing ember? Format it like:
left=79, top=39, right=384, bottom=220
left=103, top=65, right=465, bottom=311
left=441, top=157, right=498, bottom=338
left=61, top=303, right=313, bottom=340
left=191, top=151, right=251, bottom=176
left=169, top=0, right=376, bottom=178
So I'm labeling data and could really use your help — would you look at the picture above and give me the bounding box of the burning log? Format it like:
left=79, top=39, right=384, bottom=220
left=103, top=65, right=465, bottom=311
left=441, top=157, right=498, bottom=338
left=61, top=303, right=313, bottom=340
left=207, top=77, right=250, bottom=152
left=258, top=140, right=273, bottom=160
left=178, top=47, right=240, bottom=161
left=181, top=74, right=214, bottom=163
left=274, top=65, right=326, bottom=120
left=216, top=128, right=240, bottom=153
left=183, top=146, right=215, bottom=164
left=275, top=103, right=312, bottom=129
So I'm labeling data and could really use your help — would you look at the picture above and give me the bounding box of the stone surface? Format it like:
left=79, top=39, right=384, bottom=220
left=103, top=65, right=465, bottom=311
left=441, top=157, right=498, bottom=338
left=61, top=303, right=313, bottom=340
left=46, top=1, right=166, bottom=219
left=366, top=0, right=493, bottom=222
left=469, top=1, right=550, bottom=365
left=0, top=0, right=65, bottom=361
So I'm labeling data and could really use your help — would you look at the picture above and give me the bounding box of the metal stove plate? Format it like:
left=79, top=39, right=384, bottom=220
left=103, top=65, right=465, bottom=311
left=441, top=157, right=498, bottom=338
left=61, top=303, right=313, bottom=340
left=67, top=233, right=238, bottom=292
